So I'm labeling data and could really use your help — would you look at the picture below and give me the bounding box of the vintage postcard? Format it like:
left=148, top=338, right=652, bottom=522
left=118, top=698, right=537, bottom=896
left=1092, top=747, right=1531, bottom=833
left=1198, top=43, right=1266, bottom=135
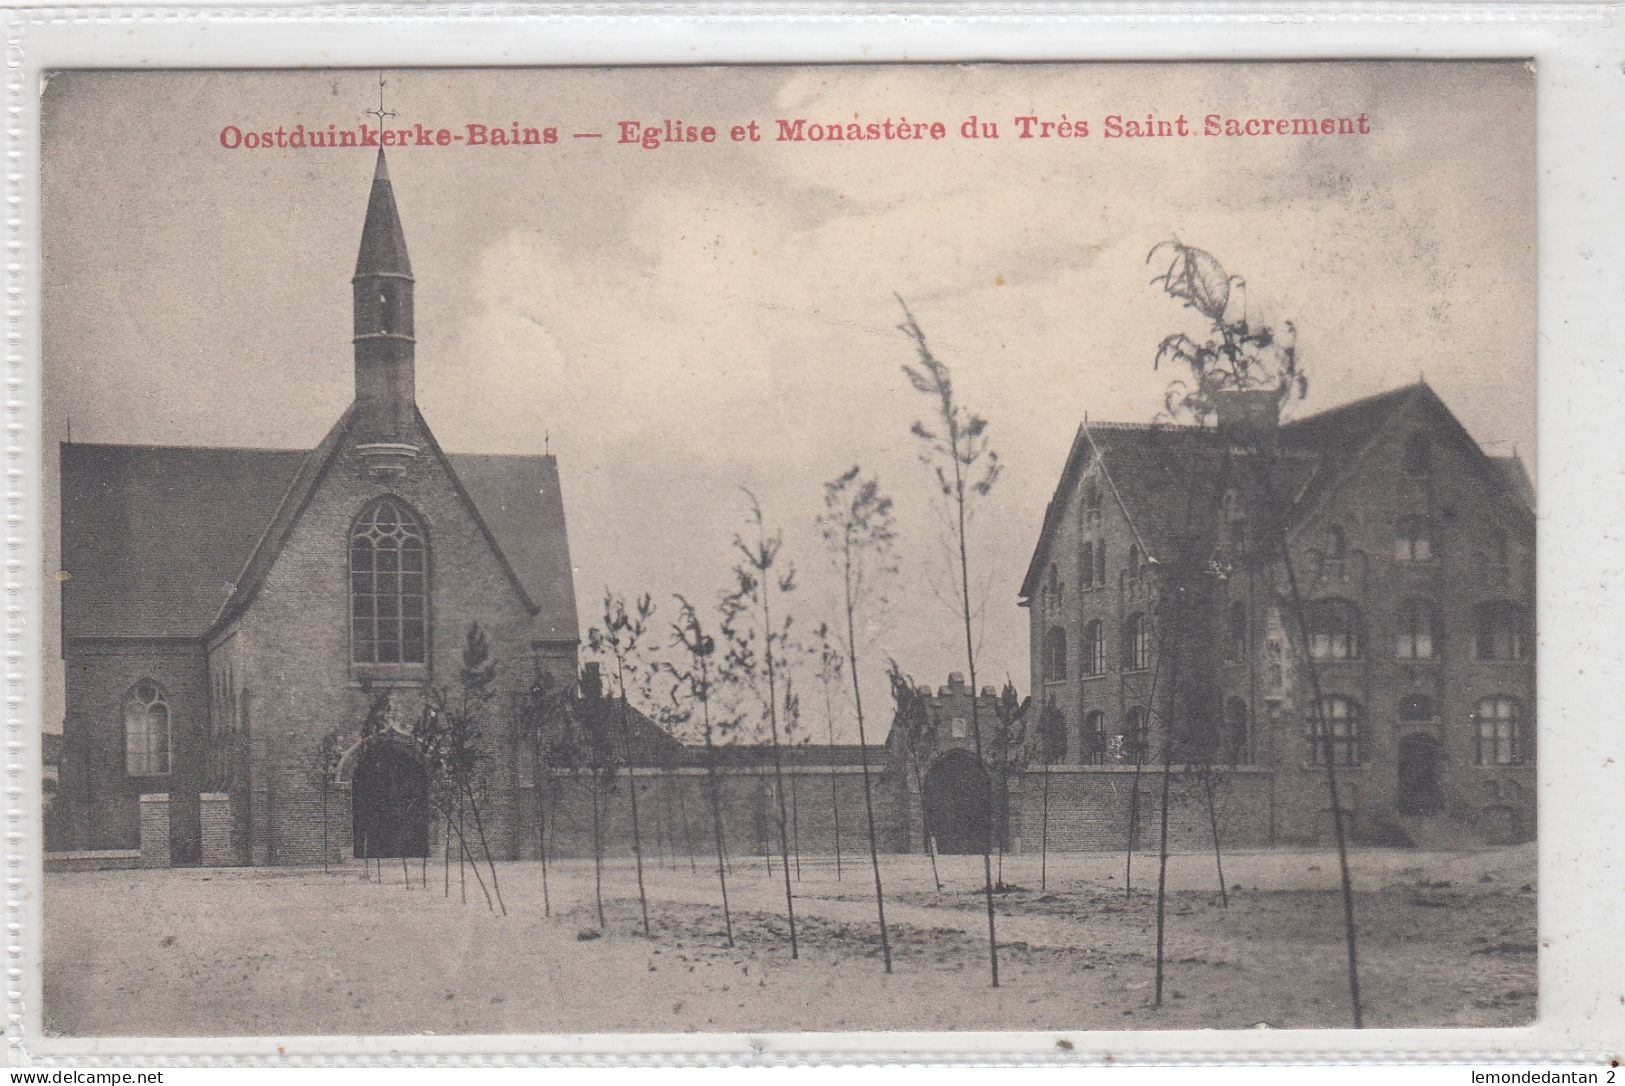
left=27, top=55, right=1557, bottom=1051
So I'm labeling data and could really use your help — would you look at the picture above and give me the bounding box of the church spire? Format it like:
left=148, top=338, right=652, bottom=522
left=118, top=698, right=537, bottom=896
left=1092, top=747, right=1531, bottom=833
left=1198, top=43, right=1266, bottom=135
left=351, top=148, right=418, bottom=474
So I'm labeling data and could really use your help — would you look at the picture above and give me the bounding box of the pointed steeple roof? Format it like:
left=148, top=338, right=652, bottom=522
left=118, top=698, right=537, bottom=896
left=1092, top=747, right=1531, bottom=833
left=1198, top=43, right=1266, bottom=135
left=353, top=149, right=412, bottom=279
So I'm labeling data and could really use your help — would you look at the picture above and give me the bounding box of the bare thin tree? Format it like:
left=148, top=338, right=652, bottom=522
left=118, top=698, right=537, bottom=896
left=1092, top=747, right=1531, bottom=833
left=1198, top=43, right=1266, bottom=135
left=814, top=623, right=845, bottom=882
left=721, top=492, right=801, bottom=959
left=669, top=595, right=735, bottom=946
left=897, top=296, right=1004, bottom=987
left=818, top=466, right=899, bottom=971
left=590, top=590, right=657, bottom=937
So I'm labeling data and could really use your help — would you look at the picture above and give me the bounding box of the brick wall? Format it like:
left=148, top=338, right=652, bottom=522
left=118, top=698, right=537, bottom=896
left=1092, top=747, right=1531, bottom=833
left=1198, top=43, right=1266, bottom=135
left=138, top=793, right=171, bottom=867
left=199, top=791, right=235, bottom=866
left=60, top=640, right=206, bottom=858
left=1012, top=765, right=1273, bottom=852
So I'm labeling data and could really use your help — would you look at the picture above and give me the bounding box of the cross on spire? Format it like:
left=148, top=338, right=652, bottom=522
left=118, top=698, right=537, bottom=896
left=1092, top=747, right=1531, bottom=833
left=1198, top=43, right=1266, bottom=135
left=364, top=72, right=397, bottom=130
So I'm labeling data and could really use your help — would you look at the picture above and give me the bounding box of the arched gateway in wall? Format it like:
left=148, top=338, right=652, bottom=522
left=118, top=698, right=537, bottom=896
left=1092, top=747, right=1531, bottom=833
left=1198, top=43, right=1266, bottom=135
left=351, top=740, right=430, bottom=859
left=923, top=749, right=992, bottom=855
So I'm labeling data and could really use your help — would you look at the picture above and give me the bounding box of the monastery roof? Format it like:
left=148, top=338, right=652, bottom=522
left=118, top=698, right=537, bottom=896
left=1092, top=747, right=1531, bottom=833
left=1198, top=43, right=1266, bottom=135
left=1019, top=381, right=1531, bottom=600
left=60, top=431, right=579, bottom=643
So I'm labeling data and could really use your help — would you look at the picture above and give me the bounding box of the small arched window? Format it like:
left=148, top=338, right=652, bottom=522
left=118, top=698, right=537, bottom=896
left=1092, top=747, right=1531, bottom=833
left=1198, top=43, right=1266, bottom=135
left=1085, top=479, right=1102, bottom=515
left=1226, top=601, right=1248, bottom=662
left=1123, top=612, right=1150, bottom=670
left=1043, top=564, right=1062, bottom=611
left=1123, top=706, right=1149, bottom=759
left=124, top=679, right=171, bottom=776
left=1474, top=697, right=1524, bottom=765
left=1402, top=432, right=1432, bottom=477
left=351, top=497, right=428, bottom=665
left=1325, top=524, right=1347, bottom=560
left=1080, top=542, right=1094, bottom=591
left=1127, top=545, right=1141, bottom=580
left=1095, top=541, right=1106, bottom=587
left=1399, top=693, right=1435, bottom=721
left=1309, top=696, right=1362, bottom=765
left=1225, top=696, right=1249, bottom=765
left=1306, top=599, right=1363, bottom=660
left=1395, top=599, right=1441, bottom=660
left=1082, top=619, right=1105, bottom=676
left=1395, top=516, right=1434, bottom=562
left=1474, top=601, right=1529, bottom=660
left=1043, top=626, right=1068, bottom=682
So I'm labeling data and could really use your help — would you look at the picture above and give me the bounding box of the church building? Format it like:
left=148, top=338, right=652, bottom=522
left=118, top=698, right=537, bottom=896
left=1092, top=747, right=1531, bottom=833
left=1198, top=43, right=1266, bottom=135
left=57, top=151, right=581, bottom=865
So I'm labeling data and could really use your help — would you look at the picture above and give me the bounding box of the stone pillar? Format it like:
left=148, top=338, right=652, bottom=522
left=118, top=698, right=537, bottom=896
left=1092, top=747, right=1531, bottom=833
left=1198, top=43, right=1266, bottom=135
left=199, top=792, right=235, bottom=867
left=139, top=793, right=172, bottom=868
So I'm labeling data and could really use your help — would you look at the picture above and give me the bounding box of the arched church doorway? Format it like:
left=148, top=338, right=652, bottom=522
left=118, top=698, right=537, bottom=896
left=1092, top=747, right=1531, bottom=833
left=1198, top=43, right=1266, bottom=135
left=352, top=743, right=430, bottom=858
left=1397, top=733, right=1442, bottom=816
left=923, top=750, right=991, bottom=855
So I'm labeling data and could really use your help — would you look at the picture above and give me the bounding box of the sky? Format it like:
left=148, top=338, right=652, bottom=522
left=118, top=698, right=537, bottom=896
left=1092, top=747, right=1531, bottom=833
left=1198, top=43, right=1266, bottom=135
left=39, top=62, right=1535, bottom=739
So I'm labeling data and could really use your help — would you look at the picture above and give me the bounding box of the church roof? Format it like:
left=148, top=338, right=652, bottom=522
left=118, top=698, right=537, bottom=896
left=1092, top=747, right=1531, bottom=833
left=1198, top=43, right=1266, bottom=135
left=354, top=150, right=412, bottom=280
left=60, top=431, right=579, bottom=643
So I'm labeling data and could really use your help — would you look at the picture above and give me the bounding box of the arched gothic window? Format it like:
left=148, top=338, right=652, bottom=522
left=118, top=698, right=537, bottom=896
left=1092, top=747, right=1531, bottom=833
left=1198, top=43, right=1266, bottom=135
left=1080, top=542, right=1094, bottom=591
left=1127, top=544, right=1142, bottom=579
left=1082, top=619, right=1105, bottom=675
left=124, top=680, right=171, bottom=776
left=1306, top=599, right=1364, bottom=660
left=1123, top=612, right=1150, bottom=670
left=1325, top=524, right=1346, bottom=560
left=1309, top=696, right=1362, bottom=766
left=1095, top=541, right=1106, bottom=586
left=1395, top=599, right=1441, bottom=660
left=1043, top=627, right=1068, bottom=682
left=350, top=497, right=428, bottom=665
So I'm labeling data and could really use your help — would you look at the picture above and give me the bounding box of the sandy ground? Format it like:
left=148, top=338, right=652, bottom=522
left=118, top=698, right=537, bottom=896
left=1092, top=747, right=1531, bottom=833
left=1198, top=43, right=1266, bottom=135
left=42, top=844, right=1535, bottom=1036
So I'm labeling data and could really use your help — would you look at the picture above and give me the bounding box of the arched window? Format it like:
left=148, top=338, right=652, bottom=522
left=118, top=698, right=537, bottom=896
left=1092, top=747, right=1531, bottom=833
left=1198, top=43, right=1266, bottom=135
left=124, top=680, right=171, bottom=776
left=1225, top=696, right=1249, bottom=765
left=1123, top=612, right=1150, bottom=670
left=1474, top=601, right=1529, bottom=660
left=1082, top=619, right=1105, bottom=675
left=1309, top=696, right=1362, bottom=765
left=1325, top=524, right=1347, bottom=560
left=1123, top=706, right=1149, bottom=760
left=1306, top=599, right=1363, bottom=660
left=350, top=497, right=428, bottom=665
left=1402, top=432, right=1431, bottom=477
left=1095, top=541, right=1106, bottom=587
left=1226, top=601, right=1248, bottom=662
left=1395, top=515, right=1433, bottom=562
left=1399, top=693, right=1435, bottom=721
left=1083, top=709, right=1107, bottom=763
left=1084, top=479, right=1102, bottom=520
left=1043, top=626, right=1068, bottom=682
left=1395, top=599, right=1441, bottom=660
left=1079, top=542, right=1094, bottom=591
left=1127, top=545, right=1141, bottom=579
left=1474, top=697, right=1524, bottom=765
left=1043, top=564, right=1062, bottom=611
